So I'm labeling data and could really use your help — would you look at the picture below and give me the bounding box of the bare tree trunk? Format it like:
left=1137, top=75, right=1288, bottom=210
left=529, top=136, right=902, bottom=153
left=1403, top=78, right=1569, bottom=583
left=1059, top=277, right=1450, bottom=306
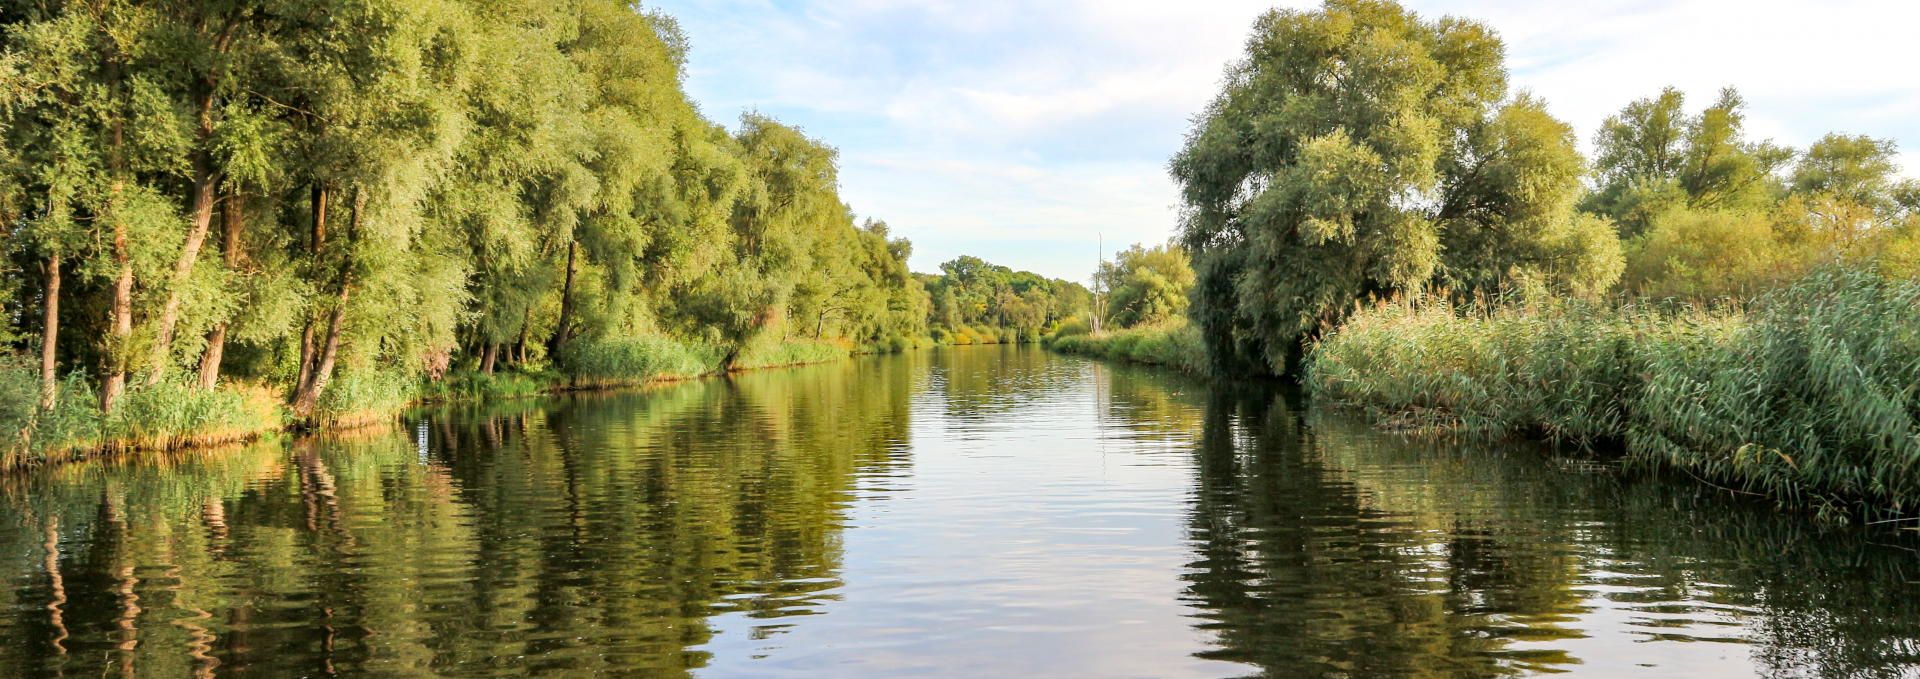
left=41, top=252, right=60, bottom=410
left=147, top=87, right=220, bottom=385
left=291, top=188, right=360, bottom=419
left=199, top=192, right=245, bottom=390
left=551, top=240, right=578, bottom=356
left=481, top=343, right=498, bottom=375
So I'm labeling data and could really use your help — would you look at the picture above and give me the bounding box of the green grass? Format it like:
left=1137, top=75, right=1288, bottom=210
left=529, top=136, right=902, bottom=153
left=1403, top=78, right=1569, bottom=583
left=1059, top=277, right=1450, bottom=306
left=1048, top=321, right=1208, bottom=373
left=1307, top=265, right=1920, bottom=520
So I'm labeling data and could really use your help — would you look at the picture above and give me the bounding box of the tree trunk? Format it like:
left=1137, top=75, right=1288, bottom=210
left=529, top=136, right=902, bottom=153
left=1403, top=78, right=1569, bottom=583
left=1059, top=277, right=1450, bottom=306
left=293, top=323, right=316, bottom=399
left=481, top=343, right=498, bottom=375
left=146, top=87, right=220, bottom=385
left=40, top=252, right=60, bottom=410
left=101, top=65, right=130, bottom=414
left=291, top=184, right=330, bottom=402
left=513, top=308, right=531, bottom=366
left=198, top=191, right=245, bottom=390
left=291, top=188, right=360, bottom=419
left=551, top=240, right=578, bottom=356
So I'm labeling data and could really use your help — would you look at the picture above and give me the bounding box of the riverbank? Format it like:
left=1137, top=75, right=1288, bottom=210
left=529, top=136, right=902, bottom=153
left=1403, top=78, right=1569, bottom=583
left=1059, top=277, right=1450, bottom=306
left=1309, top=265, right=1920, bottom=521
left=0, top=336, right=916, bottom=474
left=1045, top=322, right=1208, bottom=373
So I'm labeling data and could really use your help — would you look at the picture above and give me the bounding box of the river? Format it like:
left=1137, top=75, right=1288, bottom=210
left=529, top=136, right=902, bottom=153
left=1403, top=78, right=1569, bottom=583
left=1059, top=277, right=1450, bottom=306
left=0, top=345, right=1916, bottom=678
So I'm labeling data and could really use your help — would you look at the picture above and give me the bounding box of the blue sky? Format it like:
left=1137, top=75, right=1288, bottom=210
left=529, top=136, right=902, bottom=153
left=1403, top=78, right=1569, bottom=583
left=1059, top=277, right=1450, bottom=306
left=646, top=0, right=1920, bottom=283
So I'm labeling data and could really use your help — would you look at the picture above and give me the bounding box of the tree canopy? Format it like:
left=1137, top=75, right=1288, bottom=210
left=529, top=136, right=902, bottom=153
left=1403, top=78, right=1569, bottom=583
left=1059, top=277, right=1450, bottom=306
left=1171, top=0, right=1620, bottom=376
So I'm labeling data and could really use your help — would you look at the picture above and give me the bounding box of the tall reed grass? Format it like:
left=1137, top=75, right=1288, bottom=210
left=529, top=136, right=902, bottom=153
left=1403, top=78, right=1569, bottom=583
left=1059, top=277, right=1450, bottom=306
left=562, top=335, right=726, bottom=387
left=0, top=356, right=286, bottom=470
left=1048, top=321, right=1208, bottom=373
left=732, top=337, right=851, bottom=370
left=1308, top=265, right=1920, bottom=518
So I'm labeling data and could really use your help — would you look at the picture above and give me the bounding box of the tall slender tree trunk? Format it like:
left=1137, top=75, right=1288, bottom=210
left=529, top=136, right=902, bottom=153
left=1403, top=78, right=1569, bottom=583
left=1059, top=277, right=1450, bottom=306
left=551, top=240, right=578, bottom=356
left=292, top=188, right=360, bottom=419
left=40, top=252, right=60, bottom=410
left=481, top=343, right=497, bottom=375
left=101, top=79, right=131, bottom=413
left=147, top=86, right=220, bottom=385
left=199, top=192, right=246, bottom=390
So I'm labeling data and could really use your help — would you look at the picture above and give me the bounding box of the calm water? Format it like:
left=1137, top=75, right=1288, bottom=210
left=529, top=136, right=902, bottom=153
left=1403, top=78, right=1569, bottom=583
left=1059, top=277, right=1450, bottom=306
left=2, top=346, right=1919, bottom=678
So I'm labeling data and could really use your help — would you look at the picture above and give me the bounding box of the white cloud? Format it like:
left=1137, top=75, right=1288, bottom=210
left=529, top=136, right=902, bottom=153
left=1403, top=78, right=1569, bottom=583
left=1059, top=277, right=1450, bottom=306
left=649, top=0, right=1920, bottom=281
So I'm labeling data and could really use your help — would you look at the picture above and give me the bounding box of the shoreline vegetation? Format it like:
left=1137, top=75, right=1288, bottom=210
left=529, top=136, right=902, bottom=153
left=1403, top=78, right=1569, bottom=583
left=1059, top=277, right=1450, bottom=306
left=1060, top=0, right=1920, bottom=523
left=0, top=2, right=1091, bottom=473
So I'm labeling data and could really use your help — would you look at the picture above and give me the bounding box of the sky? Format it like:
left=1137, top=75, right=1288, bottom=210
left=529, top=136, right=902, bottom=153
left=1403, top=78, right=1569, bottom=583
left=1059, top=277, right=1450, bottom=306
left=645, top=0, right=1920, bottom=283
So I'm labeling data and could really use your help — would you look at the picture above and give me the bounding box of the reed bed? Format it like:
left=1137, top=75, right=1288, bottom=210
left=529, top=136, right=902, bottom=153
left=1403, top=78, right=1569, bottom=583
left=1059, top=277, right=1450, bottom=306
left=732, top=338, right=851, bottom=371
left=562, top=335, right=726, bottom=387
left=1048, top=321, right=1208, bottom=374
left=1308, top=265, right=1920, bottom=518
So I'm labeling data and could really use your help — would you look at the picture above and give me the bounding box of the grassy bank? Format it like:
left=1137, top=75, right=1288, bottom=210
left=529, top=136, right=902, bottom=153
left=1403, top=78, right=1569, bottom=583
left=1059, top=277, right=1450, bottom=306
left=1309, top=266, right=1920, bottom=519
left=0, top=334, right=923, bottom=473
left=1046, top=321, right=1208, bottom=373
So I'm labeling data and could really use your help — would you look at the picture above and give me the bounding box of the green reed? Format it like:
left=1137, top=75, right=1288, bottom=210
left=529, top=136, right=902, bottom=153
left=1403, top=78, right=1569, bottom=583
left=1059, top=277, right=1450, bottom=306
left=1048, top=322, right=1208, bottom=374
left=561, top=335, right=727, bottom=387
left=1308, top=265, right=1920, bottom=518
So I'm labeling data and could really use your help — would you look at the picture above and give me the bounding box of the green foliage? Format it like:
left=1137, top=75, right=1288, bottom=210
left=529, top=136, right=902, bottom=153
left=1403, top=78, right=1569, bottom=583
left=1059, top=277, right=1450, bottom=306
left=1631, top=266, right=1920, bottom=518
left=312, top=368, right=416, bottom=425
left=921, top=255, right=1090, bottom=344
left=1097, top=243, right=1195, bottom=329
left=0, top=0, right=932, bottom=453
left=1172, top=1, right=1618, bottom=376
left=1049, top=322, right=1208, bottom=374
left=419, top=369, right=556, bottom=404
left=1309, top=266, right=1920, bottom=517
left=733, top=338, right=850, bottom=371
left=104, top=380, right=285, bottom=449
left=1585, top=87, right=1792, bottom=236
left=1308, top=295, right=1651, bottom=445
left=563, top=335, right=725, bottom=387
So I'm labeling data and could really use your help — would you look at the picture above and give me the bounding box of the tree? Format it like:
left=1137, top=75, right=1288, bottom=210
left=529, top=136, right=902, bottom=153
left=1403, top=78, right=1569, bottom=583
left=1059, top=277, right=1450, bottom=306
left=1584, top=87, right=1792, bottom=237
left=1170, top=0, right=1618, bottom=376
left=1096, top=243, right=1194, bottom=329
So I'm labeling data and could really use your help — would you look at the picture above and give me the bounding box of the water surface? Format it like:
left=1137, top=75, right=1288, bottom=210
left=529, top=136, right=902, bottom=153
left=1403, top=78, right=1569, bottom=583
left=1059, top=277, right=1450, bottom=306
left=2, top=346, right=1917, bottom=677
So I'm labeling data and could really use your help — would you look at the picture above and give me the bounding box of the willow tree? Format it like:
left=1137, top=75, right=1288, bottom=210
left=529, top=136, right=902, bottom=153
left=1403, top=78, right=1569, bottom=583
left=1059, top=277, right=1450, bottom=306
left=1170, top=0, right=1620, bottom=376
left=1584, top=87, right=1793, bottom=237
